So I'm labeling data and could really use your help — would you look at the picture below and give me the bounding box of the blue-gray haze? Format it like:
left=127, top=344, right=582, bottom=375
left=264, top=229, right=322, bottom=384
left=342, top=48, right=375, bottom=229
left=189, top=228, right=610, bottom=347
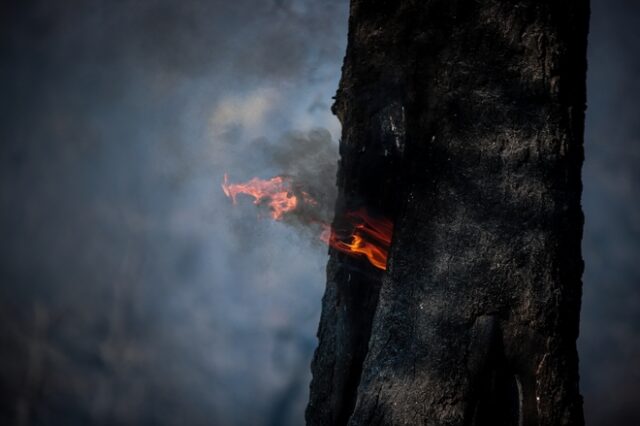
left=0, top=1, right=638, bottom=425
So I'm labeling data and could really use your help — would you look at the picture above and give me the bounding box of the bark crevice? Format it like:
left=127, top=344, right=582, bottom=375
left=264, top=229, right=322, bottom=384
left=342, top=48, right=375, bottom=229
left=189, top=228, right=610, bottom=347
left=307, top=1, right=589, bottom=425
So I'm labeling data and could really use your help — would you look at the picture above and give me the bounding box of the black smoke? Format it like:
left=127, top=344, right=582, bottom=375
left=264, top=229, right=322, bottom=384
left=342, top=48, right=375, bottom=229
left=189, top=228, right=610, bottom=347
left=0, top=0, right=638, bottom=425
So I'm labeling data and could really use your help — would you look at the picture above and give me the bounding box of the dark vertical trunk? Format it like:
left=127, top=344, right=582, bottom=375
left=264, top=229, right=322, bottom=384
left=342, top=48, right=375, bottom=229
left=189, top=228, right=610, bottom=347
left=307, top=1, right=589, bottom=426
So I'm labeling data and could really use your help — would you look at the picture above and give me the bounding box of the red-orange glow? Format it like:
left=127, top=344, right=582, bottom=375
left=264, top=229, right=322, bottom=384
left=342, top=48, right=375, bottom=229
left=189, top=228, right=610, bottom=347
left=320, top=209, right=393, bottom=270
left=222, top=174, right=393, bottom=270
left=221, top=174, right=298, bottom=220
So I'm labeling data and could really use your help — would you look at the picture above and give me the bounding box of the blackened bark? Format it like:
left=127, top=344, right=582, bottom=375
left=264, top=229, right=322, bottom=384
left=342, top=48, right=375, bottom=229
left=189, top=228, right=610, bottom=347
left=307, top=1, right=589, bottom=426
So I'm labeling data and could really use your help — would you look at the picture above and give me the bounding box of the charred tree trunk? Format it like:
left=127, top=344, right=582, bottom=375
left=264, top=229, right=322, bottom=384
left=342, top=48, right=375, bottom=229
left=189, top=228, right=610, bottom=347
left=307, top=1, right=589, bottom=426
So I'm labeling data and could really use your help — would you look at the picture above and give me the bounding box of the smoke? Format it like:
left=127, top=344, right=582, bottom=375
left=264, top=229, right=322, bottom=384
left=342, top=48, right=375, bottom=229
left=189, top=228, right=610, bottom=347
left=0, top=0, right=638, bottom=425
left=267, top=129, right=338, bottom=222
left=222, top=128, right=338, bottom=234
left=0, top=1, right=347, bottom=425
left=578, top=1, right=640, bottom=424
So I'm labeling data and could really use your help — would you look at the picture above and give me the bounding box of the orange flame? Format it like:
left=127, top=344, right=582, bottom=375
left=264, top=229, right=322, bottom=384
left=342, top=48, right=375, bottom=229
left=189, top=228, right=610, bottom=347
left=222, top=175, right=393, bottom=270
left=320, top=209, right=393, bottom=270
left=221, top=174, right=298, bottom=220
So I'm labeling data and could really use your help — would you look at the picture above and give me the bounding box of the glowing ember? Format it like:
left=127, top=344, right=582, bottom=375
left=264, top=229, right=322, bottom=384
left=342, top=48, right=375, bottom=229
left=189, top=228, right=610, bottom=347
left=221, top=174, right=298, bottom=220
left=321, top=209, right=393, bottom=270
left=222, top=174, right=393, bottom=270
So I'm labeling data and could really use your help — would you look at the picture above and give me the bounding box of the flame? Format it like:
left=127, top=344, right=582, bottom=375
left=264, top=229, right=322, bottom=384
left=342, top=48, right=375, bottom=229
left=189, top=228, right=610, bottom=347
left=222, top=174, right=393, bottom=270
left=221, top=174, right=298, bottom=220
left=321, top=209, right=393, bottom=270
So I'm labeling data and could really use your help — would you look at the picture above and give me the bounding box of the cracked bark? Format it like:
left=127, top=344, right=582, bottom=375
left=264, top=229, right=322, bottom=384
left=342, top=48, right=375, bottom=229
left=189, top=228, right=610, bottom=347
left=307, top=1, right=589, bottom=425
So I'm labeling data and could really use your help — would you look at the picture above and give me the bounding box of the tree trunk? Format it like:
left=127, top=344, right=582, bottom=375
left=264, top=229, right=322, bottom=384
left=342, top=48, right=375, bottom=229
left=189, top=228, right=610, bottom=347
left=307, top=1, right=589, bottom=425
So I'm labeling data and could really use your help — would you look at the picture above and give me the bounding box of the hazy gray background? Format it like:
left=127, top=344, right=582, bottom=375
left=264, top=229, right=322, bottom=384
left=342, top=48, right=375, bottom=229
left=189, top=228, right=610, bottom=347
left=0, top=1, right=638, bottom=425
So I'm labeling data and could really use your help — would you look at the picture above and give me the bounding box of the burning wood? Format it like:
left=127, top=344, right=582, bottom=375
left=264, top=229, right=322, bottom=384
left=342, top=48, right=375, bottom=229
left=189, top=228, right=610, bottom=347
left=320, top=209, right=393, bottom=271
left=221, top=174, right=393, bottom=270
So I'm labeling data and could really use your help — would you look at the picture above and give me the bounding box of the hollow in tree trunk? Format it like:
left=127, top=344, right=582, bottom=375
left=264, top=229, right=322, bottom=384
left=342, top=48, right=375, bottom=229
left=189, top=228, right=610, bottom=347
left=307, top=1, right=589, bottom=425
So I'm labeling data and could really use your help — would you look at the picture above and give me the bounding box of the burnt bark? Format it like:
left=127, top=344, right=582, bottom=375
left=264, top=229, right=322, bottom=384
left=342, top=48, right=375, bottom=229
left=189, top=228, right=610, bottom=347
left=307, top=1, right=589, bottom=426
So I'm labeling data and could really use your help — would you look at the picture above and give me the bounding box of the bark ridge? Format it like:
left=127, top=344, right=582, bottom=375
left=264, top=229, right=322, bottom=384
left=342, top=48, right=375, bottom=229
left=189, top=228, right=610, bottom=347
left=307, top=1, right=589, bottom=425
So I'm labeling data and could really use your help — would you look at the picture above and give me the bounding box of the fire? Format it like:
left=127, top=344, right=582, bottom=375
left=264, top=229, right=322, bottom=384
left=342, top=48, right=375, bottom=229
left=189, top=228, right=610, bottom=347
left=222, top=174, right=393, bottom=270
left=320, top=209, right=393, bottom=270
left=221, top=173, right=298, bottom=220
